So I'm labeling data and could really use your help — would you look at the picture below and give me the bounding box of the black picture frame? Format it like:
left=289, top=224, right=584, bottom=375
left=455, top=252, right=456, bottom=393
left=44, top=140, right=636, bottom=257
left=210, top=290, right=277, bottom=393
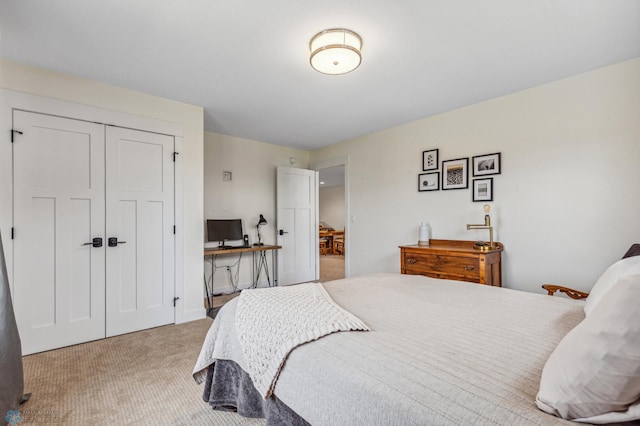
left=422, top=149, right=439, bottom=171
left=418, top=172, right=440, bottom=192
left=473, top=178, right=493, bottom=202
left=441, top=158, right=469, bottom=190
left=472, top=153, right=501, bottom=177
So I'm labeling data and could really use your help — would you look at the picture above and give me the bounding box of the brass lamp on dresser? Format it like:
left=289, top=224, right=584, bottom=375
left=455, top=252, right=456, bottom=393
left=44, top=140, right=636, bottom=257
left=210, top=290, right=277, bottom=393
left=399, top=239, right=503, bottom=286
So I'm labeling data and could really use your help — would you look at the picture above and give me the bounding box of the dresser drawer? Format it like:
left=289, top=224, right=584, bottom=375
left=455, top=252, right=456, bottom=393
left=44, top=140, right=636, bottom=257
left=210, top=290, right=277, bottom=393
left=403, top=252, right=480, bottom=280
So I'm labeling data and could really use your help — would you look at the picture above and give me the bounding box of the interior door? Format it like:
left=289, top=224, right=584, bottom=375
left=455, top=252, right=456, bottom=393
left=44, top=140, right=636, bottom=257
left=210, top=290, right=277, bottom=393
left=13, top=111, right=106, bottom=355
left=105, top=126, right=175, bottom=336
left=276, top=167, right=318, bottom=285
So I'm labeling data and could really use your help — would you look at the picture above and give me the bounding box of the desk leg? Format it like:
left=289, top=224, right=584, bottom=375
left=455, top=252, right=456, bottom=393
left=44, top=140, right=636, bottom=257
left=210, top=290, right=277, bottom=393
left=260, top=250, right=271, bottom=287
left=272, top=249, right=277, bottom=287
left=253, top=249, right=272, bottom=288
left=251, top=251, right=257, bottom=289
left=204, top=255, right=211, bottom=308
left=263, top=250, right=271, bottom=287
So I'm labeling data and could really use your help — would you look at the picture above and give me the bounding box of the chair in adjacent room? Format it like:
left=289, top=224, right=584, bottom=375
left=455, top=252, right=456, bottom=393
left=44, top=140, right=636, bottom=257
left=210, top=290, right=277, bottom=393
left=332, top=230, right=345, bottom=256
left=319, top=238, right=329, bottom=255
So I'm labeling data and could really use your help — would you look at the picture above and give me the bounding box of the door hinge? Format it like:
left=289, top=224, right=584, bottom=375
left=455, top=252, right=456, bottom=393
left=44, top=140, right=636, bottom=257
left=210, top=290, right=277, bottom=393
left=11, top=227, right=15, bottom=239
left=11, top=130, right=23, bottom=143
left=173, top=225, right=176, bottom=234
left=173, top=297, right=180, bottom=307
left=173, top=152, right=179, bottom=162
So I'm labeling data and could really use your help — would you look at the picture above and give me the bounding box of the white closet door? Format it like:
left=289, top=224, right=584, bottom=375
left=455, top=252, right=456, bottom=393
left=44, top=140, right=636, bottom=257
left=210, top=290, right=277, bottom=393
left=13, top=111, right=106, bottom=355
left=105, top=126, right=175, bottom=337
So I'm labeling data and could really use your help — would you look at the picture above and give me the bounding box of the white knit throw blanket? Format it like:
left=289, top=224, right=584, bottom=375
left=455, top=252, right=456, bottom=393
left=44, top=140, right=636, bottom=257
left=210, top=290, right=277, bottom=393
left=236, top=282, right=369, bottom=399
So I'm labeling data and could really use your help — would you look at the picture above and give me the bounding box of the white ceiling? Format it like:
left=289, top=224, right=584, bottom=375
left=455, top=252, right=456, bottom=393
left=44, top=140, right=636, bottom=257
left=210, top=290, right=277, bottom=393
left=1, top=1, right=638, bottom=151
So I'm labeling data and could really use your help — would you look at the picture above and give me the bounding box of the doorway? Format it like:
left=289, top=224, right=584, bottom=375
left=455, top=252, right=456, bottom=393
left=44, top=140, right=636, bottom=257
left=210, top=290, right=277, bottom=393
left=318, top=165, right=346, bottom=282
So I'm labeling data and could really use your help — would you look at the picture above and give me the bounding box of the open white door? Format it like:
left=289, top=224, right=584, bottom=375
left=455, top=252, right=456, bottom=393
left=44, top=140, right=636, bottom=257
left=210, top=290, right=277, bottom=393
left=276, top=167, right=318, bottom=285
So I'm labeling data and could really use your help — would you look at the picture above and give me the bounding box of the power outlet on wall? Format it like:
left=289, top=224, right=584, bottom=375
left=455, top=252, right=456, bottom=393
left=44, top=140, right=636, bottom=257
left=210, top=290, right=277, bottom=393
left=222, top=171, right=232, bottom=182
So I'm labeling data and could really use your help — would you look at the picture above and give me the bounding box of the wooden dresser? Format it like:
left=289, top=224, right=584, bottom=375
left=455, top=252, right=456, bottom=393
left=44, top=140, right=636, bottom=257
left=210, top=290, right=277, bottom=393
left=399, top=239, right=503, bottom=286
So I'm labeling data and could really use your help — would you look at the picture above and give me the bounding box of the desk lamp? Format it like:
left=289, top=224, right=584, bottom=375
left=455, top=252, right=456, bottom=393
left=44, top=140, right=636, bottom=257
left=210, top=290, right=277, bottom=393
left=466, top=204, right=496, bottom=251
left=255, top=214, right=267, bottom=246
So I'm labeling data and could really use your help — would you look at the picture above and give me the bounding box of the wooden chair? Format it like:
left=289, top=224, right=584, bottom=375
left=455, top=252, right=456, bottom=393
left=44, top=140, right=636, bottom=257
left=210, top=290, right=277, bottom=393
left=332, top=230, right=345, bottom=256
left=319, top=239, right=328, bottom=255
left=541, top=284, right=589, bottom=299
left=541, top=244, right=639, bottom=300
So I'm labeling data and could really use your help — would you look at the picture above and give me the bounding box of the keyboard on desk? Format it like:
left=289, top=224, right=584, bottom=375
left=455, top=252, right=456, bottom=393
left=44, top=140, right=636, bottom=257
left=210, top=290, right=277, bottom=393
left=217, top=245, right=251, bottom=250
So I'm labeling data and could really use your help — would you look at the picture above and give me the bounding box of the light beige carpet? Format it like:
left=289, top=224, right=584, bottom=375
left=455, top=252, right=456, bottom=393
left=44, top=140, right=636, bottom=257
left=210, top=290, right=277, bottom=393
left=319, top=254, right=345, bottom=283
left=21, top=319, right=266, bottom=426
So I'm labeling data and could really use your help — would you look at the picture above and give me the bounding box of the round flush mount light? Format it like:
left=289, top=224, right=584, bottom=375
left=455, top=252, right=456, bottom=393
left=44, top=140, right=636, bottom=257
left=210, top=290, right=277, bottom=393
left=309, top=28, right=362, bottom=75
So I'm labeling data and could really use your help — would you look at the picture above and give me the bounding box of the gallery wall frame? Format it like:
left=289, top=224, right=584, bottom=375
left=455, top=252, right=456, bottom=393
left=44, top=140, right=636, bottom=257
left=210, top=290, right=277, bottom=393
left=473, top=178, right=493, bottom=202
left=418, top=172, right=439, bottom=192
left=422, top=149, right=439, bottom=171
left=472, top=152, right=501, bottom=177
left=442, top=158, right=469, bottom=190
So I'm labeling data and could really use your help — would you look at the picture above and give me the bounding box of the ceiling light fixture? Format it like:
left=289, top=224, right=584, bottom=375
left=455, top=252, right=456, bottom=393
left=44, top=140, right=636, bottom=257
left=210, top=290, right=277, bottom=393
left=310, top=28, right=362, bottom=75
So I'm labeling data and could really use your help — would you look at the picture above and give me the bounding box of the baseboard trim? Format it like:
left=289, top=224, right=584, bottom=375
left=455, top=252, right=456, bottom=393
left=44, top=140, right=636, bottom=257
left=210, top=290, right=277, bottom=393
left=178, top=308, right=206, bottom=323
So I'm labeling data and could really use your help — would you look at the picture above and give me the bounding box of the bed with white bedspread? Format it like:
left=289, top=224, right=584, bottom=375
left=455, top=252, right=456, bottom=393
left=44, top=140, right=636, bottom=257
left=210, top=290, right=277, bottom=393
left=192, top=273, right=595, bottom=425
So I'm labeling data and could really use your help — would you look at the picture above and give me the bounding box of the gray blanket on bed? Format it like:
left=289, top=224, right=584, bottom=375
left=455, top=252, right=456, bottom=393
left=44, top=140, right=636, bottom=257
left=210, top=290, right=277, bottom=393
left=203, top=360, right=309, bottom=425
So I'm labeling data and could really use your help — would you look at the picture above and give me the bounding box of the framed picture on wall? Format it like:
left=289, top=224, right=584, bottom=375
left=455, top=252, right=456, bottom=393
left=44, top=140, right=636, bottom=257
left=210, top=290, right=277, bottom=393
left=418, top=172, right=439, bottom=192
left=442, top=158, right=469, bottom=190
left=422, top=149, right=439, bottom=171
left=473, top=178, right=493, bottom=202
left=472, top=153, right=501, bottom=176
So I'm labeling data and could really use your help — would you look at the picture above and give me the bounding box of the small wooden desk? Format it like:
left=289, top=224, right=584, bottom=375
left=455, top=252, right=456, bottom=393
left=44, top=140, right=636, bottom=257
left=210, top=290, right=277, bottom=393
left=203, top=245, right=281, bottom=306
left=203, top=244, right=281, bottom=257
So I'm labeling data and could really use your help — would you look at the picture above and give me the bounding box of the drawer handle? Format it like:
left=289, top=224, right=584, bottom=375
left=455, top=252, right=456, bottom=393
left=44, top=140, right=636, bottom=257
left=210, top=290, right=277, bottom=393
left=407, top=258, right=417, bottom=264
left=463, top=265, right=475, bottom=271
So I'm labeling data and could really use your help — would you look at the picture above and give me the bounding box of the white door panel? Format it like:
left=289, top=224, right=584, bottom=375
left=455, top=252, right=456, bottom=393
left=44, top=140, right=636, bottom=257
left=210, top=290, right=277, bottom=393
left=279, top=208, right=296, bottom=278
left=105, top=126, right=174, bottom=337
left=277, top=167, right=318, bottom=285
left=29, top=197, right=56, bottom=328
left=68, top=198, right=94, bottom=321
left=114, top=200, right=138, bottom=313
left=13, top=111, right=106, bottom=355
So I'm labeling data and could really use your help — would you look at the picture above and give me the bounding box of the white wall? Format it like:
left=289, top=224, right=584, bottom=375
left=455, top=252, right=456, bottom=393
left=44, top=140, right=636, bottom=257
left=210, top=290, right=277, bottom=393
left=0, top=59, right=205, bottom=322
left=319, top=186, right=345, bottom=230
left=310, top=59, right=640, bottom=293
left=204, top=131, right=310, bottom=293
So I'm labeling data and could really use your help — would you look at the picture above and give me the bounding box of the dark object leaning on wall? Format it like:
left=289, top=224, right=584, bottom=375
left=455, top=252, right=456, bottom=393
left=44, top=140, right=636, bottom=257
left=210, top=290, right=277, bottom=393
left=0, top=231, right=29, bottom=425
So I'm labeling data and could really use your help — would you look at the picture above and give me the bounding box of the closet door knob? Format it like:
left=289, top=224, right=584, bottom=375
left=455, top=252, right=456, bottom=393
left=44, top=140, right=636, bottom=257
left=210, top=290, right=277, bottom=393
left=108, top=237, right=127, bottom=247
left=82, top=237, right=103, bottom=248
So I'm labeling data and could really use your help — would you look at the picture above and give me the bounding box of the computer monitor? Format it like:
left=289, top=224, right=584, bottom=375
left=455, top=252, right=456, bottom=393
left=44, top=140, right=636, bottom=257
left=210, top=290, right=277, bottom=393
left=206, top=219, right=243, bottom=248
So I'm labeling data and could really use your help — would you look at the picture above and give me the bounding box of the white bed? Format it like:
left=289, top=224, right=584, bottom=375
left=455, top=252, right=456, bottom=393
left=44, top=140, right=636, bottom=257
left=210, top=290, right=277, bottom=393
left=194, top=273, right=589, bottom=425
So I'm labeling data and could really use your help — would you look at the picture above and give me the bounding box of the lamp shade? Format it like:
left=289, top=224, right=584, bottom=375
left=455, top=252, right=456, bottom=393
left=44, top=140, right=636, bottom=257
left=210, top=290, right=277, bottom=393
left=310, top=28, right=362, bottom=75
left=257, top=214, right=267, bottom=226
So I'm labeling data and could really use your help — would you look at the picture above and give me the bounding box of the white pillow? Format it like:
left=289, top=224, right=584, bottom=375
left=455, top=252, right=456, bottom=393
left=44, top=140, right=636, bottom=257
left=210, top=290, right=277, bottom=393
left=536, top=273, right=640, bottom=423
left=584, top=255, right=640, bottom=316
